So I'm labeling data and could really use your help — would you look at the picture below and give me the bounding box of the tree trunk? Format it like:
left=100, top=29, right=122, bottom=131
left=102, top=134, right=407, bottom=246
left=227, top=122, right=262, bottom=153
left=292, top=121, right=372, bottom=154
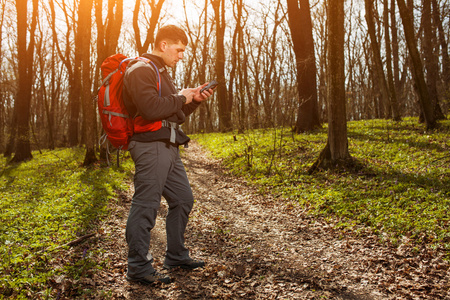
left=261, top=10, right=281, bottom=128
left=132, top=0, right=164, bottom=54
left=197, top=0, right=209, bottom=132
left=77, top=0, right=97, bottom=166
left=11, top=0, right=38, bottom=163
left=390, top=0, right=403, bottom=112
left=244, top=39, right=258, bottom=129
left=365, top=0, right=398, bottom=121
left=396, top=0, right=437, bottom=129
left=4, top=106, right=17, bottom=158
left=422, top=0, right=445, bottom=120
left=318, top=11, right=327, bottom=123
left=48, top=46, right=57, bottom=149
left=234, top=0, right=246, bottom=131
left=287, top=0, right=321, bottom=133
left=95, top=0, right=124, bottom=159
left=0, top=0, right=5, bottom=153
left=95, top=0, right=123, bottom=88
left=212, top=0, right=231, bottom=131
left=383, top=0, right=401, bottom=121
left=309, top=0, right=351, bottom=173
left=432, top=0, right=450, bottom=111
left=228, top=0, right=243, bottom=131
left=39, top=39, right=55, bottom=150
left=49, top=0, right=80, bottom=147
left=68, top=70, right=81, bottom=146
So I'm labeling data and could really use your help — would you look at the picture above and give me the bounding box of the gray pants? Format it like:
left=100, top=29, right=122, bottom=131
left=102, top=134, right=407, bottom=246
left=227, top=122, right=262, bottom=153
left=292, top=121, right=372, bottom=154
left=126, top=141, right=194, bottom=278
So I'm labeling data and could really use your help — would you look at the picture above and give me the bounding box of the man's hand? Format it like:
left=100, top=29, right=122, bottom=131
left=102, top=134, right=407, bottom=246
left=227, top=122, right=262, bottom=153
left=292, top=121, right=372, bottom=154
left=178, top=88, right=195, bottom=104
left=193, top=82, right=216, bottom=103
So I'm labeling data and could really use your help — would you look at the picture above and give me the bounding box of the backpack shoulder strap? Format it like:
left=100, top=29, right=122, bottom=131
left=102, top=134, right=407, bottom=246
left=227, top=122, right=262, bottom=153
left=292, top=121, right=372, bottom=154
left=132, top=57, right=162, bottom=97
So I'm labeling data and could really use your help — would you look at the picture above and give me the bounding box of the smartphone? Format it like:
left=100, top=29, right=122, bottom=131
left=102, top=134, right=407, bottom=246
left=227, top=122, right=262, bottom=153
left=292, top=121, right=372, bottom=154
left=200, top=80, right=219, bottom=93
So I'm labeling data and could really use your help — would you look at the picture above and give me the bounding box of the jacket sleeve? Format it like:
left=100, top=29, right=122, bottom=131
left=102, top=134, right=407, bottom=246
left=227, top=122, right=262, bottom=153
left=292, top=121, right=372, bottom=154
left=182, top=101, right=201, bottom=117
left=124, top=62, right=184, bottom=121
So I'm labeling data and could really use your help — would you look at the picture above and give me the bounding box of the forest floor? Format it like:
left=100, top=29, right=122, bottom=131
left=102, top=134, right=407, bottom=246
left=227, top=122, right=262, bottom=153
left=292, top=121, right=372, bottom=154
left=66, top=141, right=449, bottom=299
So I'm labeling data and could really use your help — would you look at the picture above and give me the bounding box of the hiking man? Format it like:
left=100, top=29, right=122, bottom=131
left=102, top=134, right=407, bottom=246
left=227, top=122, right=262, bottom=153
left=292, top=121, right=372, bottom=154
left=123, top=25, right=215, bottom=284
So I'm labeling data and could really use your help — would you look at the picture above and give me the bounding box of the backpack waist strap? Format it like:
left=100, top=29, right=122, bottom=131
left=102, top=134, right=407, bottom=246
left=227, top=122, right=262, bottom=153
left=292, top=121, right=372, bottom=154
left=161, top=120, right=179, bottom=144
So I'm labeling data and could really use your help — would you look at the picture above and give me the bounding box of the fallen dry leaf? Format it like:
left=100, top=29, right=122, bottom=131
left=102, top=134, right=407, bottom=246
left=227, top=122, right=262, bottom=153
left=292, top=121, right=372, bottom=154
left=49, top=141, right=450, bottom=299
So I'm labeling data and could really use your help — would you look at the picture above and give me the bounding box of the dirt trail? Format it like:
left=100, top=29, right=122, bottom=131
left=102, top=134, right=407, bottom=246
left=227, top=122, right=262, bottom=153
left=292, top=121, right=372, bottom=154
left=72, top=141, right=449, bottom=299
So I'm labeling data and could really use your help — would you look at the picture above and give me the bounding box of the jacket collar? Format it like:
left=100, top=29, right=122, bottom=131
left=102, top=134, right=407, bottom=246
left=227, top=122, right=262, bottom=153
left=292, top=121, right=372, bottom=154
left=141, top=53, right=167, bottom=73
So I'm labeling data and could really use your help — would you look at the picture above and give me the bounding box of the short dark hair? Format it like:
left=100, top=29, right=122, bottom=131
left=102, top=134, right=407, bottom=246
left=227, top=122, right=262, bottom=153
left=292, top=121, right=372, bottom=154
left=154, top=25, right=188, bottom=48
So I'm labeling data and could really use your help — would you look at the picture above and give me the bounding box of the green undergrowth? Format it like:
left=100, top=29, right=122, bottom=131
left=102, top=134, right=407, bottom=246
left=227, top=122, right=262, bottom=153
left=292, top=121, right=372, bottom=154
left=0, top=148, right=133, bottom=299
left=193, top=117, right=450, bottom=253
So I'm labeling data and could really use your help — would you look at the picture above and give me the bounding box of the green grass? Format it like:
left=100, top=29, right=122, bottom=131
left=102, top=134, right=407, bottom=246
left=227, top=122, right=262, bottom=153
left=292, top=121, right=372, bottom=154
left=0, top=148, right=134, bottom=299
left=193, top=117, right=450, bottom=252
left=0, top=117, right=449, bottom=298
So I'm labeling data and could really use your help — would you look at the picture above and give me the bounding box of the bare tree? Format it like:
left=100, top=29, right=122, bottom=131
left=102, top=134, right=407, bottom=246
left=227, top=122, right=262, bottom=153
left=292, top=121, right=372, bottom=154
left=133, top=0, right=165, bottom=54
left=76, top=0, right=97, bottom=165
left=212, top=0, right=231, bottom=131
left=0, top=0, right=6, bottom=153
left=228, top=0, right=240, bottom=130
left=245, top=23, right=263, bottom=129
left=95, top=0, right=124, bottom=88
left=259, top=2, right=284, bottom=128
left=309, top=0, right=352, bottom=173
left=49, top=0, right=82, bottom=147
left=35, top=19, right=56, bottom=150
left=179, top=0, right=202, bottom=132
left=197, top=0, right=213, bottom=132
left=231, top=0, right=248, bottom=131
left=432, top=0, right=449, bottom=111
left=422, top=0, right=445, bottom=120
left=3, top=0, right=450, bottom=154
left=286, top=0, right=321, bottom=132
left=390, top=0, right=403, bottom=111
left=312, top=2, right=327, bottom=122
left=397, top=0, right=437, bottom=129
left=10, top=0, right=39, bottom=163
left=365, top=0, right=400, bottom=121
left=244, top=28, right=260, bottom=129
left=383, top=0, right=401, bottom=121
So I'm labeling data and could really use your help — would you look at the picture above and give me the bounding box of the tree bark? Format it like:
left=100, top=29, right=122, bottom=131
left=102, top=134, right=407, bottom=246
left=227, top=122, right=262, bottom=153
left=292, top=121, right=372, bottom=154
left=132, top=0, right=164, bottom=54
left=396, top=0, right=437, bottom=129
left=422, top=0, right=445, bottom=120
left=309, top=0, right=351, bottom=173
left=11, top=0, right=38, bottom=163
left=287, top=0, right=321, bottom=133
left=49, top=0, right=81, bottom=147
left=260, top=8, right=282, bottom=128
left=233, top=0, right=246, bottom=131
left=0, top=0, right=5, bottom=153
left=37, top=36, right=55, bottom=150
left=77, top=0, right=97, bottom=165
left=212, top=0, right=231, bottom=131
left=390, top=0, right=403, bottom=111
left=228, top=0, right=240, bottom=131
left=197, top=0, right=209, bottom=132
left=94, top=0, right=124, bottom=160
left=244, top=30, right=259, bottom=129
left=95, top=0, right=123, bottom=89
left=365, top=0, right=398, bottom=121
left=431, top=0, right=450, bottom=109
left=383, top=0, right=401, bottom=121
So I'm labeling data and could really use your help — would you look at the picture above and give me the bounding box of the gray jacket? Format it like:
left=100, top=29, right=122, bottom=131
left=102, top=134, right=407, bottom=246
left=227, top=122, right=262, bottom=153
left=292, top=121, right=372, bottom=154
left=123, top=53, right=200, bottom=146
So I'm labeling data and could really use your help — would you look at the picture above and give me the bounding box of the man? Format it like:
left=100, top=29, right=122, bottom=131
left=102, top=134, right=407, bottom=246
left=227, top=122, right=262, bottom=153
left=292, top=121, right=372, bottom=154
left=123, top=25, right=214, bottom=285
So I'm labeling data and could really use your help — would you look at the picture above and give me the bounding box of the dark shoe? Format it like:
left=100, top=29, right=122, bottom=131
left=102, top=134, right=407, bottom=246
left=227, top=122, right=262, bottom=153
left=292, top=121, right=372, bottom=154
left=126, top=271, right=172, bottom=284
left=163, top=259, right=205, bottom=270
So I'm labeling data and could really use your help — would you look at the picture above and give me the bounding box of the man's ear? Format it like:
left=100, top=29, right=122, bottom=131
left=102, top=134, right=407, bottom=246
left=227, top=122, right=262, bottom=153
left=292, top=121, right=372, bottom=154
left=160, top=41, right=167, bottom=52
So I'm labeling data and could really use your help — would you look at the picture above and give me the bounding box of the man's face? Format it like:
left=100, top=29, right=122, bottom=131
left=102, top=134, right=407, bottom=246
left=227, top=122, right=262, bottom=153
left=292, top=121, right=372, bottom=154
left=160, top=40, right=186, bottom=68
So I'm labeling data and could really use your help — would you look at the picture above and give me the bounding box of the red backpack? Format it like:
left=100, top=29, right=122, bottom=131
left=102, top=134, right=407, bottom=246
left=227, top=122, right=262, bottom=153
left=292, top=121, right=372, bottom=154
left=97, top=54, right=161, bottom=150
